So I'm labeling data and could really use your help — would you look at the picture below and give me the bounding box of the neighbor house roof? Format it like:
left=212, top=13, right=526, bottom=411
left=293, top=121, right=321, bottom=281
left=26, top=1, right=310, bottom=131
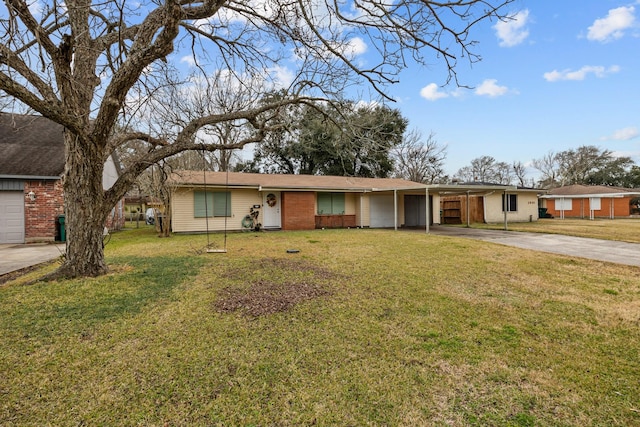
left=0, top=112, right=65, bottom=179
left=542, top=184, right=640, bottom=198
left=169, top=171, right=429, bottom=192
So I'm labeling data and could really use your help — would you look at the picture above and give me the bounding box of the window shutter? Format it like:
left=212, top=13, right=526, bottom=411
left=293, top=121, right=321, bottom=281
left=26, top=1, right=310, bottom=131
left=332, top=193, right=345, bottom=214
left=317, top=193, right=332, bottom=214
left=194, top=191, right=214, bottom=218
left=213, top=192, right=231, bottom=217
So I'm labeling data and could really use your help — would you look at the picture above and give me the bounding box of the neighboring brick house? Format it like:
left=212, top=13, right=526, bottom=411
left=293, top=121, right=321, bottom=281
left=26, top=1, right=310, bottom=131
left=0, top=112, right=125, bottom=244
left=540, top=184, right=640, bottom=219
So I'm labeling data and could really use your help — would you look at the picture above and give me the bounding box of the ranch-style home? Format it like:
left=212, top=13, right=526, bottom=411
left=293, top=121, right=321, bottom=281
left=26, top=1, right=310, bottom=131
left=168, top=171, right=541, bottom=233
left=540, top=184, right=640, bottom=219
left=0, top=112, right=125, bottom=244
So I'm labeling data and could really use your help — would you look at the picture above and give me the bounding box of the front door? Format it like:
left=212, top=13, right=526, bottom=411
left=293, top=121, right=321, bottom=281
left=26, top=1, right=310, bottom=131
left=262, top=191, right=281, bottom=229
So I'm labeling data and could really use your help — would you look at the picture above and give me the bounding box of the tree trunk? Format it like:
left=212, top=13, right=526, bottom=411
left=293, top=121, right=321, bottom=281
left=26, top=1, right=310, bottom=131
left=53, top=132, right=109, bottom=278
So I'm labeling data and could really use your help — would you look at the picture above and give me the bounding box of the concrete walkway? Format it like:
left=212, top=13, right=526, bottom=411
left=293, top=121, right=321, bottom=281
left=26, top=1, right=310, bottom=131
left=428, top=226, right=640, bottom=267
left=0, top=243, right=66, bottom=276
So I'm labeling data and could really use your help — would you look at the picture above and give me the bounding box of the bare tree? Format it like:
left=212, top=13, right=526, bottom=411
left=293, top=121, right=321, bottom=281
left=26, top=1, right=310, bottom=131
left=455, top=155, right=513, bottom=184
left=393, top=129, right=447, bottom=183
left=0, top=0, right=514, bottom=278
left=532, top=151, right=559, bottom=188
left=533, top=146, right=630, bottom=188
left=512, top=161, right=529, bottom=187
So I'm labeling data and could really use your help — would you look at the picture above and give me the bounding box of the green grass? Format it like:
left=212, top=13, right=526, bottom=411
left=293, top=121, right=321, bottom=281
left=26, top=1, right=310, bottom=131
left=1, top=227, right=640, bottom=425
left=477, top=218, right=640, bottom=243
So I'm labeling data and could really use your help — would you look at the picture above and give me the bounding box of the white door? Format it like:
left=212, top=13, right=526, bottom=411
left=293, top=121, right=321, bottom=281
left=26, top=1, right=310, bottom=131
left=370, top=194, right=395, bottom=228
left=0, top=192, right=25, bottom=244
left=262, top=191, right=281, bottom=229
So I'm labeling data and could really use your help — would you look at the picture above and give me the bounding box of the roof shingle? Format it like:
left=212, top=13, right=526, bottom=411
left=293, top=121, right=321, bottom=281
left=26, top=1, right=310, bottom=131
left=0, top=113, right=66, bottom=178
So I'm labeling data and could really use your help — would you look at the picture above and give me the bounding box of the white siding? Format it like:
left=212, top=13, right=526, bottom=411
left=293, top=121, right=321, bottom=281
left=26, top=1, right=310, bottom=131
left=172, top=188, right=262, bottom=232
left=484, top=192, right=539, bottom=223
left=360, top=194, right=371, bottom=227
left=432, top=194, right=441, bottom=224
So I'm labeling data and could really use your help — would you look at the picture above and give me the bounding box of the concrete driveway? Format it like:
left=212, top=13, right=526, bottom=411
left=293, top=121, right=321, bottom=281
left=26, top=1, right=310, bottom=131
left=428, top=226, right=640, bottom=267
left=0, top=243, right=66, bottom=276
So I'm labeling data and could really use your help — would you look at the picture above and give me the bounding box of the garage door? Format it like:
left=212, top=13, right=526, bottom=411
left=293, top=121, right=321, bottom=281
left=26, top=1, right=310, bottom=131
left=370, top=194, right=395, bottom=228
left=0, top=192, right=25, bottom=244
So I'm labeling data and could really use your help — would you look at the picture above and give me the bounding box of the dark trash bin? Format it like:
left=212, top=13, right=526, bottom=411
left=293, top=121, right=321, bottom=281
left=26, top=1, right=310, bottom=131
left=57, top=215, right=66, bottom=242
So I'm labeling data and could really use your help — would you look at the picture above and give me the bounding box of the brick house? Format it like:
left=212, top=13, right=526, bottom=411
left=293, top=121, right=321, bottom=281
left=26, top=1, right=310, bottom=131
left=0, top=113, right=125, bottom=244
left=540, top=184, right=640, bottom=219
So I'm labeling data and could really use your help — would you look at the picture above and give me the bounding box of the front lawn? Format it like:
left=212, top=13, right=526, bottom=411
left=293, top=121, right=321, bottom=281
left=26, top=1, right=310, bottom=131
left=1, top=228, right=639, bottom=426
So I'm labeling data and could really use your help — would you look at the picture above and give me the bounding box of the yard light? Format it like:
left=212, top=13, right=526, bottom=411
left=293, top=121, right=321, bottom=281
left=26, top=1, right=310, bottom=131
left=27, top=191, right=36, bottom=201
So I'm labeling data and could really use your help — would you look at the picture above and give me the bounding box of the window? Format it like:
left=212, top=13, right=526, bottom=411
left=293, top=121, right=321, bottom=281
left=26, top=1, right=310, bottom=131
left=556, top=198, right=572, bottom=211
left=502, top=194, right=517, bottom=212
left=589, top=197, right=601, bottom=211
left=194, top=191, right=231, bottom=217
left=317, top=193, right=345, bottom=214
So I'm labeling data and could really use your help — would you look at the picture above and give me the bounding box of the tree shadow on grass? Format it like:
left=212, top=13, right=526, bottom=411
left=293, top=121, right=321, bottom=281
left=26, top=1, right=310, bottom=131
left=2, top=256, right=205, bottom=341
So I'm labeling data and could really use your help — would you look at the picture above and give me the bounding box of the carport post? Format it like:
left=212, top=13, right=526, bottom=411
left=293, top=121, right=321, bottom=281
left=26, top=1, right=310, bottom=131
left=466, top=191, right=471, bottom=228
left=394, top=189, right=398, bottom=231
left=425, top=188, right=430, bottom=234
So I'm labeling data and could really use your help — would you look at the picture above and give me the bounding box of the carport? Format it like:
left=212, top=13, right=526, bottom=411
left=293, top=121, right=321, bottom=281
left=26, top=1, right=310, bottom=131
left=381, top=183, right=527, bottom=233
left=427, top=183, right=522, bottom=231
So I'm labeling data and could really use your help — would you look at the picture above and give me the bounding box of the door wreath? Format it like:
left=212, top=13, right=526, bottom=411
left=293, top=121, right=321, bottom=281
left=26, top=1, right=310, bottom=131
left=266, top=193, right=277, bottom=207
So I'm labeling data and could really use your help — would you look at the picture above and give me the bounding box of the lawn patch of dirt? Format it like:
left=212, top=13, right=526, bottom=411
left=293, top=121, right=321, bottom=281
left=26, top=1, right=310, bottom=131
left=214, top=258, right=340, bottom=317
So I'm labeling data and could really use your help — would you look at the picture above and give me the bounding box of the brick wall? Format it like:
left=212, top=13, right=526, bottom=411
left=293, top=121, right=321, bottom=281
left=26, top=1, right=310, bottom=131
left=24, top=179, right=64, bottom=242
left=281, top=192, right=316, bottom=230
left=547, top=196, right=632, bottom=218
left=105, top=198, right=126, bottom=231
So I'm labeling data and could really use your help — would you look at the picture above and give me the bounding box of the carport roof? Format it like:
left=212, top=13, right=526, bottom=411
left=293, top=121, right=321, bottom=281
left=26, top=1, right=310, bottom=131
left=427, top=183, right=543, bottom=195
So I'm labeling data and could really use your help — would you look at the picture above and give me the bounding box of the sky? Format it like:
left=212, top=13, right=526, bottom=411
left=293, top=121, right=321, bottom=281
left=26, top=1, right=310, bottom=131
left=13, top=0, right=638, bottom=182
left=387, top=0, right=640, bottom=178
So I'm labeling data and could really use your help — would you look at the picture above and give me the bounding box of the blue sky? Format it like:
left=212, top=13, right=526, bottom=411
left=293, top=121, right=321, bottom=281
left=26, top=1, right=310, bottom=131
left=389, top=1, right=640, bottom=177
left=112, top=0, right=640, bottom=180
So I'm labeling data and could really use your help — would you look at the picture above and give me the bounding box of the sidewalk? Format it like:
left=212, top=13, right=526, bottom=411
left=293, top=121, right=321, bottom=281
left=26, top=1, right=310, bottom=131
left=0, top=243, right=66, bottom=276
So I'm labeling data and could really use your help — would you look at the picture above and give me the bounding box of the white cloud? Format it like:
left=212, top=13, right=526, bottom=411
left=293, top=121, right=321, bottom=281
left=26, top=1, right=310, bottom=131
left=28, top=0, right=43, bottom=18
left=600, top=126, right=640, bottom=141
left=494, top=10, right=530, bottom=47
left=587, top=6, right=635, bottom=42
left=180, top=56, right=196, bottom=67
left=420, top=83, right=448, bottom=101
left=543, top=65, right=620, bottom=82
left=346, top=37, right=368, bottom=57
left=475, top=79, right=509, bottom=97
left=267, top=65, right=295, bottom=89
